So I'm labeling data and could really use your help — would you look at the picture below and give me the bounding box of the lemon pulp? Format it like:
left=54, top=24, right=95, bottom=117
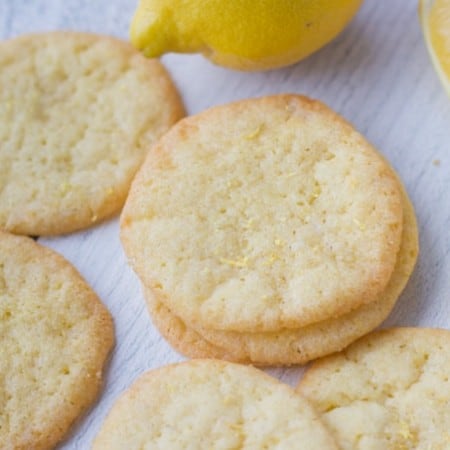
left=421, top=0, right=450, bottom=94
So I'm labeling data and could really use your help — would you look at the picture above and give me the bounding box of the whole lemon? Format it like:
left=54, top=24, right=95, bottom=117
left=131, top=0, right=364, bottom=71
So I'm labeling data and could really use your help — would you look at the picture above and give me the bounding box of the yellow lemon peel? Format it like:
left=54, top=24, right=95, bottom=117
left=131, top=0, right=364, bottom=71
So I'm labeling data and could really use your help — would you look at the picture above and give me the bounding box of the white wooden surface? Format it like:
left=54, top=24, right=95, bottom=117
left=1, top=0, right=449, bottom=448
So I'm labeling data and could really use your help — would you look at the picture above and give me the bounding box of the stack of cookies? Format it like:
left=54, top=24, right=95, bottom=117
left=120, top=94, right=419, bottom=366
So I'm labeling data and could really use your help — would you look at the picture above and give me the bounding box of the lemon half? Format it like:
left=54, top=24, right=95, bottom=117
left=131, top=0, right=363, bottom=71
left=420, top=0, right=450, bottom=95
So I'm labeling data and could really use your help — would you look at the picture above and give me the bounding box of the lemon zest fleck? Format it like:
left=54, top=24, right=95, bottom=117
left=242, top=218, right=254, bottom=229
left=244, top=124, right=263, bottom=140
left=59, top=181, right=72, bottom=196
left=219, top=256, right=248, bottom=268
left=353, top=218, right=366, bottom=231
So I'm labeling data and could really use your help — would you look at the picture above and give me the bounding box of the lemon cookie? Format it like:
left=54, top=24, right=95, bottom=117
left=93, top=359, right=338, bottom=449
left=0, top=32, right=184, bottom=235
left=298, top=328, right=450, bottom=449
left=0, top=231, right=114, bottom=449
left=121, top=94, right=403, bottom=332
left=166, top=181, right=418, bottom=365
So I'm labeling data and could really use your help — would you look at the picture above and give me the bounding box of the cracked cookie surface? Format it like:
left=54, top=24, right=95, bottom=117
left=0, top=230, right=114, bottom=449
left=0, top=32, right=184, bottom=235
left=92, top=359, right=338, bottom=449
left=144, top=181, right=417, bottom=365
left=121, top=95, right=403, bottom=333
left=297, top=327, right=450, bottom=450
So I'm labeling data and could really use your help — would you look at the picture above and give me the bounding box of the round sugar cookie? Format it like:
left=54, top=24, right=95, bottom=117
left=297, top=328, right=450, bottom=450
left=0, top=231, right=114, bottom=449
left=0, top=32, right=184, bottom=235
left=143, top=149, right=417, bottom=366
left=121, top=94, right=403, bottom=333
left=144, top=183, right=416, bottom=366
left=92, top=359, right=338, bottom=449
left=179, top=181, right=418, bottom=365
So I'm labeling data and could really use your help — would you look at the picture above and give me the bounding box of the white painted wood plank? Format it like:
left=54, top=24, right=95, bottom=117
left=1, top=0, right=449, bottom=448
